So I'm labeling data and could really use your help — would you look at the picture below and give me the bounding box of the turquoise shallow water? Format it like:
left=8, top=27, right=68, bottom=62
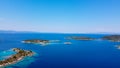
left=0, top=33, right=120, bottom=68
left=0, top=49, right=16, bottom=60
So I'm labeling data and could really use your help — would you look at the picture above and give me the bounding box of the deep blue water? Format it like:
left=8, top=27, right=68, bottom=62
left=0, top=33, right=120, bottom=68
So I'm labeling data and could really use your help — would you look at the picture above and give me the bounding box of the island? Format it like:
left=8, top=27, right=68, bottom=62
left=102, top=35, right=120, bottom=42
left=0, top=48, right=34, bottom=67
left=22, top=39, right=49, bottom=45
left=66, top=36, right=95, bottom=41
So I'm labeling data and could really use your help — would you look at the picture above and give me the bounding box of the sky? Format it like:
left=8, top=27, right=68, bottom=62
left=0, top=0, right=120, bottom=33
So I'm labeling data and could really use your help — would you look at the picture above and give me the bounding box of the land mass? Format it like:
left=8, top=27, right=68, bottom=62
left=22, top=39, right=50, bottom=45
left=0, top=48, right=34, bottom=67
left=102, top=35, right=120, bottom=42
left=66, top=36, right=95, bottom=41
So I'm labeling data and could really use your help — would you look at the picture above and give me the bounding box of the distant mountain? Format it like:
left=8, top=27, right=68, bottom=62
left=0, top=30, right=39, bottom=33
left=0, top=30, right=17, bottom=33
left=0, top=30, right=120, bottom=34
left=94, top=32, right=120, bottom=35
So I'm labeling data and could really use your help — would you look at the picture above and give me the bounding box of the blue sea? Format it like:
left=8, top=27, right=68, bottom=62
left=0, top=33, right=120, bottom=68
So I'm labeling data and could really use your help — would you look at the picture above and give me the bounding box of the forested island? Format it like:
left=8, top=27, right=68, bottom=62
left=102, top=35, right=120, bottom=42
left=22, top=39, right=49, bottom=45
left=66, top=36, right=95, bottom=41
left=0, top=48, right=34, bottom=67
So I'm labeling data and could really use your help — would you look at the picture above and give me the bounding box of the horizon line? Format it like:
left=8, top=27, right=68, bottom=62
left=0, top=30, right=120, bottom=34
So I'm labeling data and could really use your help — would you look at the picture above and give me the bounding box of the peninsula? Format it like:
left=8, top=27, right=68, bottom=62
left=0, top=48, right=34, bottom=67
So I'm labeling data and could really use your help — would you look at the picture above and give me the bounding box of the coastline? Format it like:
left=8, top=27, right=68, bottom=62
left=0, top=56, right=23, bottom=67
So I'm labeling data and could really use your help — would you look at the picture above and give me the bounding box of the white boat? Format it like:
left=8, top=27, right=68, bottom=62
left=116, top=45, right=120, bottom=49
left=64, top=42, right=72, bottom=45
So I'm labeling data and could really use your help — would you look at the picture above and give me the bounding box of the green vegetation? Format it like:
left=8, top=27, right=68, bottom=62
left=66, top=36, right=95, bottom=40
left=102, top=35, right=120, bottom=42
left=22, top=39, right=49, bottom=45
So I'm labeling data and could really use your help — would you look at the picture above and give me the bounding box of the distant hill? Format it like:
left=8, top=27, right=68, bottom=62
left=0, top=30, right=39, bottom=33
left=94, top=32, right=120, bottom=35
left=0, top=30, right=119, bottom=34
left=0, top=30, right=17, bottom=33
